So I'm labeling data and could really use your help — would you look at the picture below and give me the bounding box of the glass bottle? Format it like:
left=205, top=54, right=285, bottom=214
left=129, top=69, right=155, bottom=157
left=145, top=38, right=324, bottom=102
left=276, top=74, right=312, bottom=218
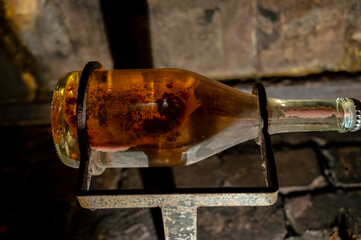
left=51, top=68, right=361, bottom=168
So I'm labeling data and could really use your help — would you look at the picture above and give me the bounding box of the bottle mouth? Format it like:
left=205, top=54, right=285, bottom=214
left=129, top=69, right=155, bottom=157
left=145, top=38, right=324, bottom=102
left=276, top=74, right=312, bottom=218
left=350, top=98, right=361, bottom=132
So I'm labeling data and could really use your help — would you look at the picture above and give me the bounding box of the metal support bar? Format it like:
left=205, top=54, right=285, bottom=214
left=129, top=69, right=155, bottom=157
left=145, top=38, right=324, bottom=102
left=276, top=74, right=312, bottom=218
left=75, top=62, right=279, bottom=240
left=162, top=206, right=197, bottom=240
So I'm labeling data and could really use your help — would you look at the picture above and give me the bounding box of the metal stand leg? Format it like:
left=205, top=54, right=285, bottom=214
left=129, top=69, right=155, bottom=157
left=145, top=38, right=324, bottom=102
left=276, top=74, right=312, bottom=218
left=162, top=206, right=197, bottom=240
left=140, top=168, right=175, bottom=240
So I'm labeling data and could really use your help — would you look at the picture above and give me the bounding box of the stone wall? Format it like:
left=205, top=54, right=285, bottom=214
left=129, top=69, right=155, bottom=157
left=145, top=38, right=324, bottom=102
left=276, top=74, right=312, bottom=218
left=0, top=0, right=112, bottom=125
left=149, top=0, right=361, bottom=79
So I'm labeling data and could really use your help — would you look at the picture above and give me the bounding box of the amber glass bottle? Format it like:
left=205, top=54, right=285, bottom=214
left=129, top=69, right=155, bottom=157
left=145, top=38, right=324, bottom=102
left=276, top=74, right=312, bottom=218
left=51, top=69, right=361, bottom=168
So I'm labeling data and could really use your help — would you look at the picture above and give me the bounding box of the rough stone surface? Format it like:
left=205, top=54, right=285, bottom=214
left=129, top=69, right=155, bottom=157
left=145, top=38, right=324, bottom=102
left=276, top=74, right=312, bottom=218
left=271, top=131, right=361, bottom=147
left=321, top=147, right=361, bottom=187
left=262, top=76, right=361, bottom=100
left=285, top=229, right=339, bottom=240
left=148, top=0, right=254, bottom=80
left=174, top=143, right=269, bottom=188
left=285, top=191, right=361, bottom=239
left=275, top=148, right=327, bottom=194
left=0, top=45, right=32, bottom=103
left=91, top=168, right=123, bottom=190
left=256, top=0, right=361, bottom=76
left=198, top=198, right=287, bottom=240
left=0, top=0, right=112, bottom=103
left=72, top=209, right=158, bottom=240
left=119, top=168, right=144, bottom=189
left=173, top=155, right=222, bottom=188
left=149, top=0, right=361, bottom=80
left=285, top=193, right=341, bottom=234
left=343, top=191, right=361, bottom=240
left=268, top=130, right=361, bottom=152
left=234, top=72, right=361, bottom=100
left=220, top=149, right=267, bottom=188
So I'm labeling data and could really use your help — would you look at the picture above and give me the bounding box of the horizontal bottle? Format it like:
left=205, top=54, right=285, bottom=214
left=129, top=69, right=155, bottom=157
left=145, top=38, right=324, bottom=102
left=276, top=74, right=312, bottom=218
left=51, top=69, right=361, bottom=168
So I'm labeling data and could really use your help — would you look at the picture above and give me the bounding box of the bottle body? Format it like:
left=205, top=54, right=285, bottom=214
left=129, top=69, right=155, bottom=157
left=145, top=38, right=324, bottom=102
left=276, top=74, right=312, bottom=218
left=51, top=69, right=360, bottom=168
left=52, top=69, right=261, bottom=168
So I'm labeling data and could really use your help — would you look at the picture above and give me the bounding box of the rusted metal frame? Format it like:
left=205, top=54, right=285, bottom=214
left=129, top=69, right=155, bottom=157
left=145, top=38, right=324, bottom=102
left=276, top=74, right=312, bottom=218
left=75, top=62, right=279, bottom=240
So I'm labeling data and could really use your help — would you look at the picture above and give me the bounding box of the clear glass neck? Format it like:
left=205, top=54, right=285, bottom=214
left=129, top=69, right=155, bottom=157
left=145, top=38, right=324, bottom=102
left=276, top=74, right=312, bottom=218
left=267, top=97, right=359, bottom=134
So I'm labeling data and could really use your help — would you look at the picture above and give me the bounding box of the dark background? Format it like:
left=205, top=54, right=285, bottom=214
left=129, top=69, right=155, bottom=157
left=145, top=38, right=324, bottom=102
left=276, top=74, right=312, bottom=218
left=1, top=0, right=361, bottom=239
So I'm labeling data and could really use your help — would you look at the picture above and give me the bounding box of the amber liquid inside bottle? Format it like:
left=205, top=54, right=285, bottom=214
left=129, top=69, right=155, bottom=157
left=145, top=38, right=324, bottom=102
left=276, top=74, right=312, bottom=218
left=52, top=68, right=359, bottom=168
left=52, top=69, right=260, bottom=167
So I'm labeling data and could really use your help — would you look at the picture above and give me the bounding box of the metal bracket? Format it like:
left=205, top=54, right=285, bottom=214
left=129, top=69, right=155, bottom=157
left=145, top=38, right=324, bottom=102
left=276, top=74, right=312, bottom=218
left=75, top=62, right=279, bottom=240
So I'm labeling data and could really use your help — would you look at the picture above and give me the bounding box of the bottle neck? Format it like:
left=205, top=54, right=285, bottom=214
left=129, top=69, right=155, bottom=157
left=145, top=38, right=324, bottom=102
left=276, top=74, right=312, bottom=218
left=267, top=97, right=361, bottom=134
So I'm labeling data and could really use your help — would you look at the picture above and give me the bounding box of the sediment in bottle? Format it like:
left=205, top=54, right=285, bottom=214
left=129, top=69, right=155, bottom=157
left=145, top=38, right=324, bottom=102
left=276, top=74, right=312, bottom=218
left=52, top=69, right=259, bottom=167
